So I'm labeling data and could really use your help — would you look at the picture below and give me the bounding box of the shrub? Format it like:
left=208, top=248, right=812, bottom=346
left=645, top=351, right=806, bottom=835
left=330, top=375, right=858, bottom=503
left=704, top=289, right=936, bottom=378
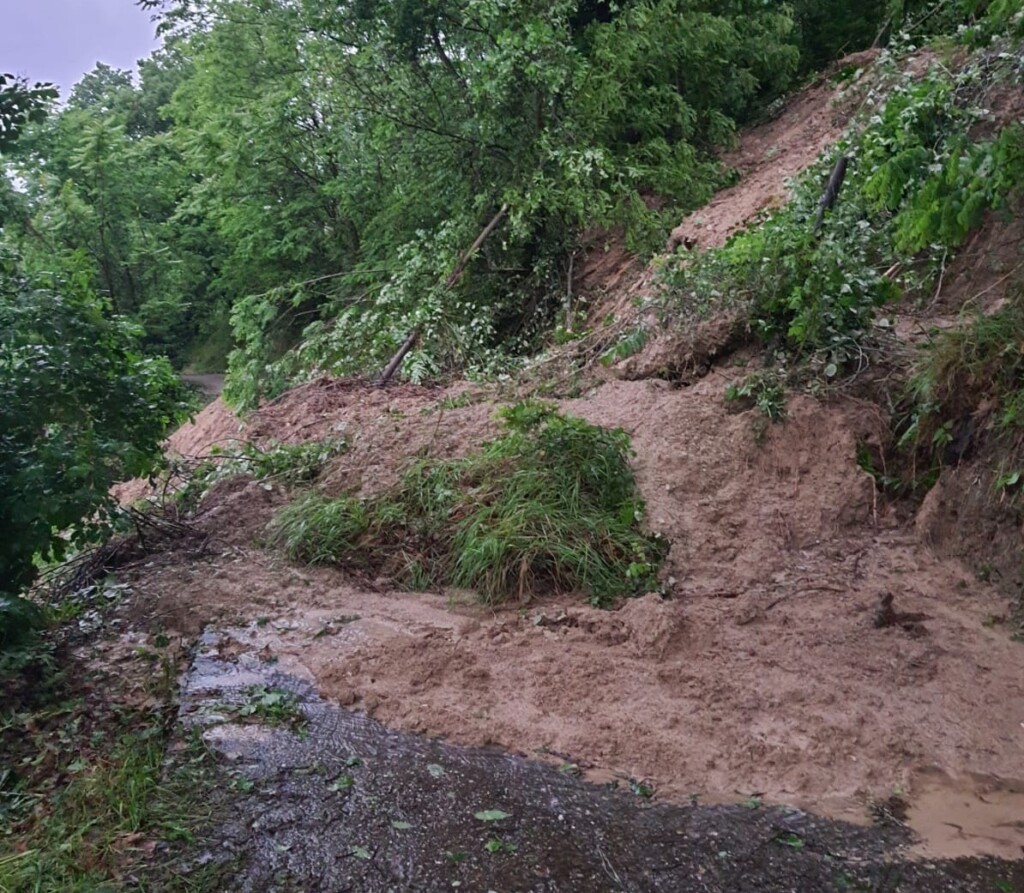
left=0, top=259, right=188, bottom=634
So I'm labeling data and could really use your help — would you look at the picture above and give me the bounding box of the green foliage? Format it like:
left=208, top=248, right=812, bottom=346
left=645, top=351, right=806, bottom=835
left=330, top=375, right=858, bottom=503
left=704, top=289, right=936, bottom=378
left=2, top=52, right=223, bottom=364
left=900, top=287, right=1024, bottom=476
left=790, top=0, right=890, bottom=73
left=0, top=596, right=45, bottom=654
left=0, top=258, right=188, bottom=614
left=130, top=0, right=807, bottom=406
left=268, top=403, right=666, bottom=606
left=173, top=437, right=347, bottom=512
left=233, top=686, right=307, bottom=731
left=0, top=74, right=56, bottom=151
left=210, top=438, right=347, bottom=487
left=599, top=327, right=649, bottom=366
left=725, top=368, right=788, bottom=421
left=892, top=125, right=1024, bottom=252
left=661, top=45, right=1024, bottom=406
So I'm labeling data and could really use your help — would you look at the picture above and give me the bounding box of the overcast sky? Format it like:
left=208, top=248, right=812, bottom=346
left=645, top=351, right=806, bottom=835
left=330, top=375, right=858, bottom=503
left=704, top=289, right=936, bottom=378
left=0, top=0, right=160, bottom=97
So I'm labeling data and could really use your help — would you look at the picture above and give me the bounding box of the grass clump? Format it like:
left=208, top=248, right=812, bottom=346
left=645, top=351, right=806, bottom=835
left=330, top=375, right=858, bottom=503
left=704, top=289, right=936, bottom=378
left=269, top=402, right=666, bottom=607
left=899, top=289, right=1024, bottom=485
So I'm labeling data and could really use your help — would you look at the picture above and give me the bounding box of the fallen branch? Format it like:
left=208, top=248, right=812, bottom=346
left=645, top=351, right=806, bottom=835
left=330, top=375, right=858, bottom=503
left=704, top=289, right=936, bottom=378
left=376, top=204, right=509, bottom=386
left=813, top=155, right=850, bottom=236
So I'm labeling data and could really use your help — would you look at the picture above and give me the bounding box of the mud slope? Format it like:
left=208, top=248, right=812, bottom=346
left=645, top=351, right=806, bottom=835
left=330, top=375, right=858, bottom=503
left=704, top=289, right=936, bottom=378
left=115, top=57, right=1024, bottom=861
left=124, top=374, right=1024, bottom=859
left=667, top=51, right=877, bottom=253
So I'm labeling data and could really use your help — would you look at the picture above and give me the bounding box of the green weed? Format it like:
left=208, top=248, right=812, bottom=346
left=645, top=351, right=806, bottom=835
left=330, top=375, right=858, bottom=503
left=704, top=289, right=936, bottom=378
left=0, top=674, right=223, bottom=893
left=268, top=402, right=666, bottom=607
left=899, top=289, right=1024, bottom=486
left=233, top=686, right=307, bottom=731
left=725, top=368, right=788, bottom=421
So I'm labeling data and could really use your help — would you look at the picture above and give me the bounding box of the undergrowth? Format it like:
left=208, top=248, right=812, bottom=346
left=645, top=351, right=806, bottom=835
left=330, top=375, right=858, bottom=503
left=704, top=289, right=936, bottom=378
left=173, top=436, right=347, bottom=511
left=268, top=402, right=666, bottom=607
left=899, top=285, right=1024, bottom=490
left=659, top=28, right=1024, bottom=416
left=0, top=627, right=227, bottom=892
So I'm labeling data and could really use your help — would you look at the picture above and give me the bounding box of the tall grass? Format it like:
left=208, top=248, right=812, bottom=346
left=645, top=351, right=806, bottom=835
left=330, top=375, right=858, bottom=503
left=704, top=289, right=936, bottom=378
left=268, top=402, right=666, bottom=607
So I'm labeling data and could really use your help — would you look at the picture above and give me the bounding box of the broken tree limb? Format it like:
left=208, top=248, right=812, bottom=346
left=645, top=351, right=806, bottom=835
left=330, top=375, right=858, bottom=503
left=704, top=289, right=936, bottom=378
left=813, top=155, right=849, bottom=236
left=376, top=204, right=508, bottom=386
left=375, top=329, right=419, bottom=386
left=443, top=203, right=508, bottom=289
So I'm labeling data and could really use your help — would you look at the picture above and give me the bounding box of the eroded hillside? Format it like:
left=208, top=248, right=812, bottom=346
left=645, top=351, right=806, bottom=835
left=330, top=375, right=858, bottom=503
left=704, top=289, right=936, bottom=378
left=95, top=46, right=1024, bottom=868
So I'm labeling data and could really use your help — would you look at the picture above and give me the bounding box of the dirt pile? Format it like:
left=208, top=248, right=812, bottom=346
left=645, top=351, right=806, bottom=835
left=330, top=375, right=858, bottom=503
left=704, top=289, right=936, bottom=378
left=122, top=375, right=1024, bottom=858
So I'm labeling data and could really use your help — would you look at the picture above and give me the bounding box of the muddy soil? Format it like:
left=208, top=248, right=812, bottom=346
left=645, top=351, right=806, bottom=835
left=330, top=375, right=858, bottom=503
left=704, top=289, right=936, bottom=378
left=175, top=631, right=1024, bottom=893
left=110, top=52, right=1024, bottom=882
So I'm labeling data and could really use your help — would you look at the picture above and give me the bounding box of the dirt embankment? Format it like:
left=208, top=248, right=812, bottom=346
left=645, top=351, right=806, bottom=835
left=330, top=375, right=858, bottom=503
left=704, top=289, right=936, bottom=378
left=113, top=52, right=1024, bottom=862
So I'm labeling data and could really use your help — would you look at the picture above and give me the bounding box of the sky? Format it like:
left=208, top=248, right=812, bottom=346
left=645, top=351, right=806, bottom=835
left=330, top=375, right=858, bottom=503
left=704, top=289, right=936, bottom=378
left=0, top=0, right=160, bottom=98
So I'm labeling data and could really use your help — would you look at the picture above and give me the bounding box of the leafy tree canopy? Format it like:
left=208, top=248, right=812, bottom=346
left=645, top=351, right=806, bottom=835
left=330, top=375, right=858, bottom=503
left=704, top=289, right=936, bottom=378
left=0, top=255, right=187, bottom=608
left=0, top=74, right=57, bottom=152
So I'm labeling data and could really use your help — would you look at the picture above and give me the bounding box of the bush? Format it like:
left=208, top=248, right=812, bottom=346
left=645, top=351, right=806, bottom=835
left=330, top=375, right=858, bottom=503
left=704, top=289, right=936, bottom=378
left=0, top=259, right=188, bottom=626
left=268, top=402, right=666, bottom=606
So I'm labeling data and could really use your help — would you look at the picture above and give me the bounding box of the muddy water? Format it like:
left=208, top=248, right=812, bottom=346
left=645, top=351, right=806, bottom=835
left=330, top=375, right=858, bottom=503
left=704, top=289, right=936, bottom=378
left=907, top=768, right=1024, bottom=860
left=176, top=631, right=1023, bottom=892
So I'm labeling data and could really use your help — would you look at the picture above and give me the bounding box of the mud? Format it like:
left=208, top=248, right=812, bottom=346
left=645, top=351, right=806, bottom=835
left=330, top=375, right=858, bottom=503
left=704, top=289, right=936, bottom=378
left=175, top=631, right=1023, bottom=892
left=120, top=375, right=1024, bottom=839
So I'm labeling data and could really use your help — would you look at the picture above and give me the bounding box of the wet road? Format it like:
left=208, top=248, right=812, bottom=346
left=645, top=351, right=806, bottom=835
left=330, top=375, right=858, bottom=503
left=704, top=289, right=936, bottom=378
left=175, top=631, right=1024, bottom=892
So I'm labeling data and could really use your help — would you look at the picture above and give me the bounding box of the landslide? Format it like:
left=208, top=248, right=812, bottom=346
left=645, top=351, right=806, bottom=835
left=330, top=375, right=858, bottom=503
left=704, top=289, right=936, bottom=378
left=111, top=52, right=1024, bottom=861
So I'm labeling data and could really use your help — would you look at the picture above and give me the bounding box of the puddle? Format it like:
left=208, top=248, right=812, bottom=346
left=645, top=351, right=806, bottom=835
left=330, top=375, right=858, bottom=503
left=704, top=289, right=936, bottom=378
left=173, top=630, right=1024, bottom=892
left=907, top=769, right=1024, bottom=860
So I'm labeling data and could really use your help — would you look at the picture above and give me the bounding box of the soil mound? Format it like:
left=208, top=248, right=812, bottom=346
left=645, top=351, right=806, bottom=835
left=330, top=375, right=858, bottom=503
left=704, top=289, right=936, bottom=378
left=122, top=376, right=1024, bottom=851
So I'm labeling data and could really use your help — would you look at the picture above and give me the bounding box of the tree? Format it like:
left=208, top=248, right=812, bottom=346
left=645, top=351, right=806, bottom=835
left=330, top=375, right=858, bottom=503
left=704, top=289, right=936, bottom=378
left=0, top=74, right=56, bottom=152
left=0, top=255, right=187, bottom=642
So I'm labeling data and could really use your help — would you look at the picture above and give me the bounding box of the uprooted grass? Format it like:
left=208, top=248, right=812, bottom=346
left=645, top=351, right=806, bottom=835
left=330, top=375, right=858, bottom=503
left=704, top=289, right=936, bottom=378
left=268, top=401, right=666, bottom=607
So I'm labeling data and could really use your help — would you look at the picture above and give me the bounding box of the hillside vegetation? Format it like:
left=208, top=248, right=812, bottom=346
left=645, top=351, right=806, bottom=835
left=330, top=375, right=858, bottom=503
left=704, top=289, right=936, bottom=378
left=3, top=0, right=1024, bottom=641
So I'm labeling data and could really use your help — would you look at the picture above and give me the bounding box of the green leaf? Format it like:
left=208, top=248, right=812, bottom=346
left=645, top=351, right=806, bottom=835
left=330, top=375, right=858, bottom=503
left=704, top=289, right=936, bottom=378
left=329, top=775, right=354, bottom=792
left=474, top=809, right=511, bottom=822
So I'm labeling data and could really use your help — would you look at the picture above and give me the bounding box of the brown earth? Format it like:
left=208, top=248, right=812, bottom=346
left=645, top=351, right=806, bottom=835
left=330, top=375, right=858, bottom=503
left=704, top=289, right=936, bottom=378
left=111, top=56, right=1024, bottom=861
left=666, top=51, right=879, bottom=254
left=119, top=374, right=1024, bottom=859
